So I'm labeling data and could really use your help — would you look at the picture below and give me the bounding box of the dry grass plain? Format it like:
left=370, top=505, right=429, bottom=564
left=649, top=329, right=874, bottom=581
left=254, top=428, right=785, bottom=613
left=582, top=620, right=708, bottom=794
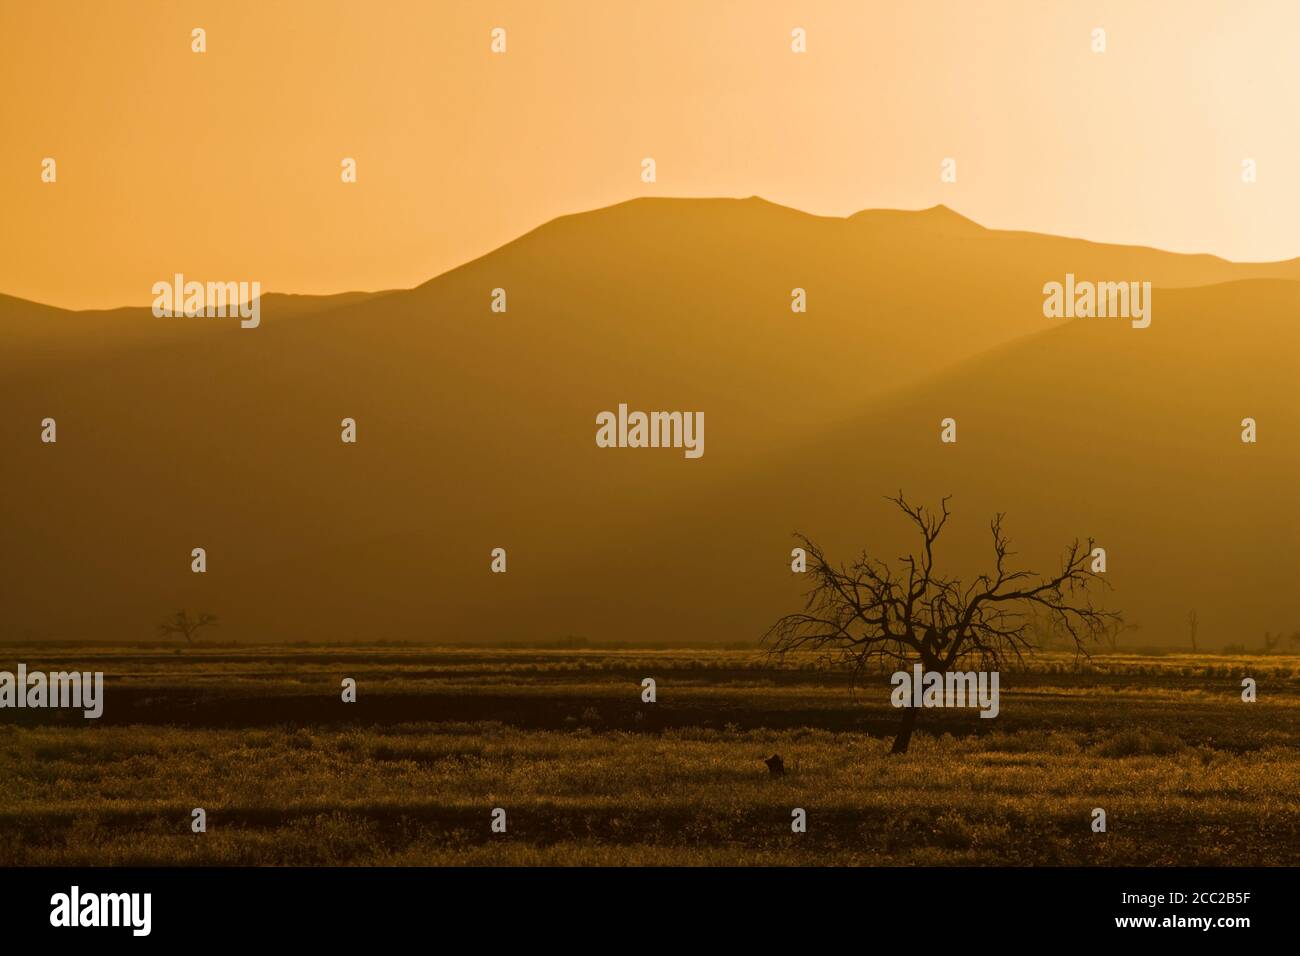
left=1, top=645, right=1297, bottom=866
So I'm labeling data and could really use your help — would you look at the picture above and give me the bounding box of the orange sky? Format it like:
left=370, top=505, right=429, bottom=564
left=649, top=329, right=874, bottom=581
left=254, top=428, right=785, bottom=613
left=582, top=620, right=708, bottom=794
left=2, top=0, right=1297, bottom=309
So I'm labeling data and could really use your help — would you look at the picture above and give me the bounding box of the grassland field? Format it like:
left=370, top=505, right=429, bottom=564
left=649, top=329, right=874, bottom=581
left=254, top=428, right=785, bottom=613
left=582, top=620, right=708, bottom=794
left=1, top=645, right=1297, bottom=866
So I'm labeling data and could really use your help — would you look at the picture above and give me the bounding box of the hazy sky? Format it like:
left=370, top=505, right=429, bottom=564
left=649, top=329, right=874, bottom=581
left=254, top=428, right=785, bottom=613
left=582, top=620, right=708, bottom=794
left=2, top=0, right=1297, bottom=309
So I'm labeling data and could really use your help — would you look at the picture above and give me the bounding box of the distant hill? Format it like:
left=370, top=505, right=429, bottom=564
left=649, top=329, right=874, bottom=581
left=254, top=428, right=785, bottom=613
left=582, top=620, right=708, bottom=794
left=1, top=198, right=1295, bottom=645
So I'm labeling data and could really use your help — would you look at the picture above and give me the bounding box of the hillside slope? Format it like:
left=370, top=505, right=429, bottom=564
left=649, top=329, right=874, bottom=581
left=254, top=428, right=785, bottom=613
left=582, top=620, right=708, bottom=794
left=1, top=199, right=1295, bottom=644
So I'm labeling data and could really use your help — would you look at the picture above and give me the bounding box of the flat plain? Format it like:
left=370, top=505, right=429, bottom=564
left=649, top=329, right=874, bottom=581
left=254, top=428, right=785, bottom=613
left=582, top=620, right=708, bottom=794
left=1, top=644, right=1297, bottom=865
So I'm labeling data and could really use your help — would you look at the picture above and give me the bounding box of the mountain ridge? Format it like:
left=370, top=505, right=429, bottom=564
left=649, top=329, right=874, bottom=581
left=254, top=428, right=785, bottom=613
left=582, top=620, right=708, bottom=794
left=1, top=197, right=1294, bottom=646
left=6, top=197, right=1300, bottom=318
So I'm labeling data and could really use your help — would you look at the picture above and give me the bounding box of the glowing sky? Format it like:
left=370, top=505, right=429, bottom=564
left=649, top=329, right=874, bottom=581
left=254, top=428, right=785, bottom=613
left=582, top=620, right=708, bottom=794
left=3, top=0, right=1296, bottom=308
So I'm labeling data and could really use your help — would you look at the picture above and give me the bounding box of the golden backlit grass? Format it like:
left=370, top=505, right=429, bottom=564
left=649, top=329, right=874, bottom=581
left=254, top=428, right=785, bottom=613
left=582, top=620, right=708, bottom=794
left=1, top=647, right=1297, bottom=865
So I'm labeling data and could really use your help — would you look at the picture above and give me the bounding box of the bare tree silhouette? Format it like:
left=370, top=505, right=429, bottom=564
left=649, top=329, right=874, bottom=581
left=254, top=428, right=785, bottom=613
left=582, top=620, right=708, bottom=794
left=764, top=494, right=1122, bottom=753
left=1188, top=610, right=1199, bottom=652
left=158, top=610, right=218, bottom=647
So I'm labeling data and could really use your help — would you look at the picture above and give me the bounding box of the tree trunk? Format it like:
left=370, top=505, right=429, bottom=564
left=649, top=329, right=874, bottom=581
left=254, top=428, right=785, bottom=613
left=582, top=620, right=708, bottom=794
left=890, top=705, right=919, bottom=754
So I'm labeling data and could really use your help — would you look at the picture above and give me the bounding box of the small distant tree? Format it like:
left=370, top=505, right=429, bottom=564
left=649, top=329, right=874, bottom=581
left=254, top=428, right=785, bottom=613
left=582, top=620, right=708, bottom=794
left=1187, top=610, right=1199, bottom=652
left=158, top=610, right=218, bottom=646
left=764, top=494, right=1122, bottom=753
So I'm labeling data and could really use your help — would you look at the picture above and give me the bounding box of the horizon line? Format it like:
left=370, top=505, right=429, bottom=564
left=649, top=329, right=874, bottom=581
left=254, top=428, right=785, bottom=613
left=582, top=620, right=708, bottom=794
left=6, top=194, right=1300, bottom=315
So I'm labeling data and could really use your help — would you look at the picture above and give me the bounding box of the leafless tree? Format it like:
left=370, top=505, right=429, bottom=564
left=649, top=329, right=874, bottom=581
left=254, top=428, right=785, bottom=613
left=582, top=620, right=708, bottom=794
left=764, top=494, right=1122, bottom=753
left=158, top=610, right=218, bottom=646
left=1187, top=610, right=1199, bottom=653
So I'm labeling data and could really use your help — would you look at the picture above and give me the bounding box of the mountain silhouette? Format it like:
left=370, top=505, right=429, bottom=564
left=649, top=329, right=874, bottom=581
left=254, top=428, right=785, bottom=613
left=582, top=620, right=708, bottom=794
left=1, top=198, right=1295, bottom=645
